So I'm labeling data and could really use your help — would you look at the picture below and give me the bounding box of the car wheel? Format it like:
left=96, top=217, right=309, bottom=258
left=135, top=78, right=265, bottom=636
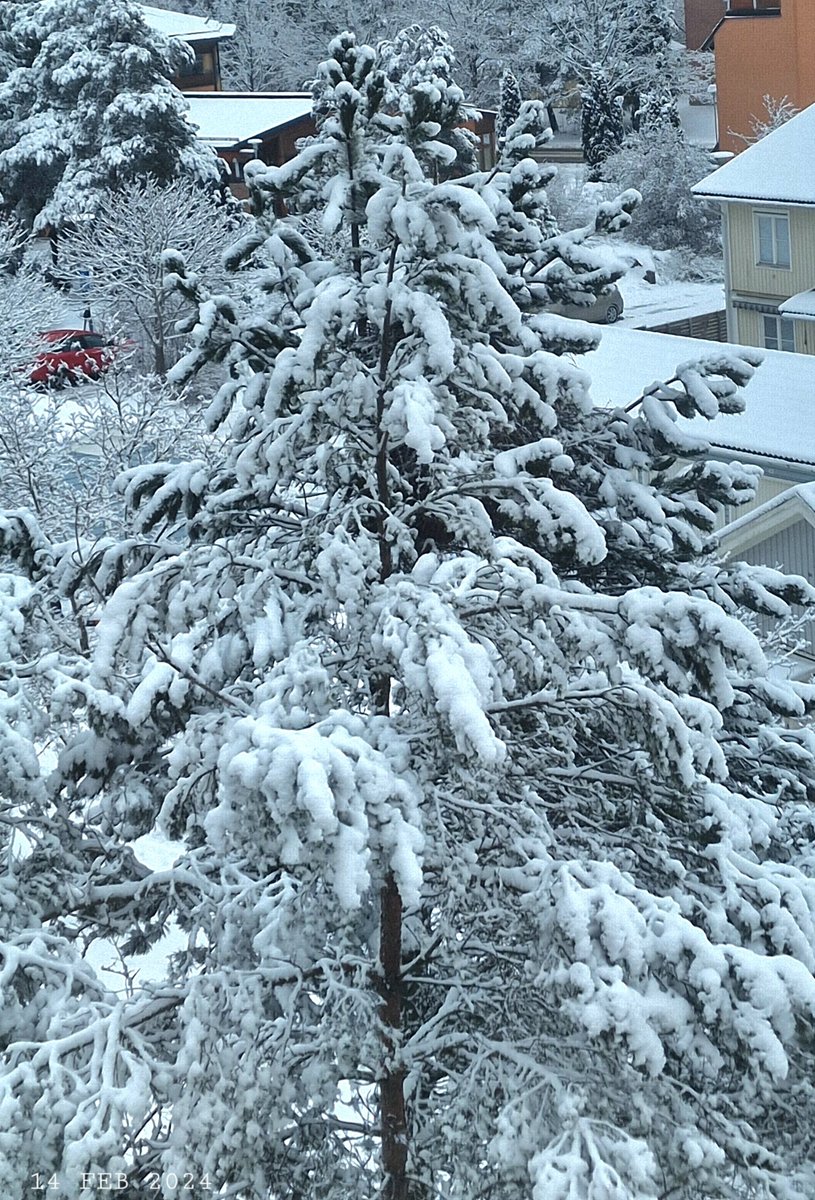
left=604, top=303, right=621, bottom=324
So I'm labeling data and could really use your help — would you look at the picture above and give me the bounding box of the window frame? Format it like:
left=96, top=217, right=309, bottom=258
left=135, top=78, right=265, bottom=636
left=755, top=210, right=791, bottom=269
left=761, top=312, right=796, bottom=352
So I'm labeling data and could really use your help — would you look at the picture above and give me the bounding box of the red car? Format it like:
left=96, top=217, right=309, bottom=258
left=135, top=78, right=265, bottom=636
left=31, top=329, right=119, bottom=386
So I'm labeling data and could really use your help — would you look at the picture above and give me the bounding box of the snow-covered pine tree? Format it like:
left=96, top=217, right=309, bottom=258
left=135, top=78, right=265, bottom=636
left=0, top=0, right=218, bottom=232
left=497, top=67, right=522, bottom=139
left=378, top=24, right=479, bottom=179
left=580, top=68, right=624, bottom=180
left=4, top=26, right=815, bottom=1200
left=581, top=68, right=624, bottom=179
left=635, top=78, right=681, bottom=134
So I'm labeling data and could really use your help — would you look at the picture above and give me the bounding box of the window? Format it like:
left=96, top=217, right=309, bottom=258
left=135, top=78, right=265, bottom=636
left=177, top=49, right=215, bottom=82
left=726, top=0, right=780, bottom=11
left=762, top=313, right=796, bottom=352
left=756, top=211, right=791, bottom=267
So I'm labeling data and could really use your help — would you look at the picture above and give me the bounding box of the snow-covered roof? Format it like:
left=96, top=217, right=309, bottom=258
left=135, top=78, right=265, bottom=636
left=583, top=325, right=815, bottom=473
left=692, top=103, right=815, bottom=205
left=717, top=481, right=815, bottom=545
left=183, top=93, right=313, bottom=148
left=139, top=5, right=235, bottom=42
left=779, top=290, right=815, bottom=321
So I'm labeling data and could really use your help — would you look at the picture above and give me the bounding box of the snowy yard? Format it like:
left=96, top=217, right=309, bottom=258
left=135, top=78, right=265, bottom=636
left=617, top=270, right=724, bottom=328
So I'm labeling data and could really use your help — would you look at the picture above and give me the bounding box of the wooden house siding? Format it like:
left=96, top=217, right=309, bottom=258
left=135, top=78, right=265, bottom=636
left=792, top=319, right=815, bottom=354
left=734, top=518, right=815, bottom=651
left=739, top=519, right=815, bottom=580
left=733, top=306, right=762, bottom=345
left=727, top=202, right=815, bottom=297
left=719, top=471, right=791, bottom=528
left=730, top=308, right=815, bottom=353
left=169, top=37, right=223, bottom=91
left=712, top=0, right=815, bottom=155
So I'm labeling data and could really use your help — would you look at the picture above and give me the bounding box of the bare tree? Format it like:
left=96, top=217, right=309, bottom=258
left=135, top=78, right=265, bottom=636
left=57, top=178, right=244, bottom=376
left=154, top=0, right=541, bottom=101
left=0, top=216, right=64, bottom=381
left=731, top=93, right=800, bottom=146
left=0, top=362, right=215, bottom=541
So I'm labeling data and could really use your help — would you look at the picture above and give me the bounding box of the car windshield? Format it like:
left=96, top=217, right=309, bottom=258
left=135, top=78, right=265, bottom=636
left=52, top=333, right=106, bottom=351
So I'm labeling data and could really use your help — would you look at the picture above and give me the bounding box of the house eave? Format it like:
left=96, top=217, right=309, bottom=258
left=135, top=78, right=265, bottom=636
left=692, top=191, right=815, bottom=207
left=704, top=445, right=815, bottom=480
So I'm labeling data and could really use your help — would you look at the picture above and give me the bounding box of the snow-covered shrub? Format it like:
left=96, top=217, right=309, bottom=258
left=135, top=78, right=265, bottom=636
left=545, top=165, right=614, bottom=233
left=0, top=367, right=214, bottom=541
left=601, top=123, right=721, bottom=253
left=0, top=259, right=63, bottom=381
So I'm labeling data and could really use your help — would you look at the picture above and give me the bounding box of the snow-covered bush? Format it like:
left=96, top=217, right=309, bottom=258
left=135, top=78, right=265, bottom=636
left=0, top=367, right=213, bottom=541
left=2, top=27, right=815, bottom=1200
left=545, top=164, right=613, bottom=232
left=0, top=224, right=64, bottom=379
left=601, top=123, right=721, bottom=253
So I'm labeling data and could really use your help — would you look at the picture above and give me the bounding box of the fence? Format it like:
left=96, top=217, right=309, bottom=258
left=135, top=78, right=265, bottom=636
left=644, top=310, right=728, bottom=342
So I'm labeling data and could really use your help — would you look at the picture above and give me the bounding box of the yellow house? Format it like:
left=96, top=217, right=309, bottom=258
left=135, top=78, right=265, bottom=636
left=693, top=103, right=815, bottom=355
left=585, top=323, right=815, bottom=668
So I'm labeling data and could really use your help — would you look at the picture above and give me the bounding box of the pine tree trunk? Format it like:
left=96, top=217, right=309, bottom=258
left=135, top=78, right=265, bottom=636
left=379, top=871, right=409, bottom=1200
left=376, top=236, right=407, bottom=1197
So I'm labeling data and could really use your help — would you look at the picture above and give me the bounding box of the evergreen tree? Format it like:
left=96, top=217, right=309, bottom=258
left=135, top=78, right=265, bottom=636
left=378, top=24, right=478, bottom=177
left=497, top=67, right=522, bottom=139
left=635, top=88, right=681, bottom=133
left=0, top=0, right=218, bottom=232
left=3, top=28, right=815, bottom=1200
left=539, top=0, right=679, bottom=169
left=581, top=69, right=624, bottom=178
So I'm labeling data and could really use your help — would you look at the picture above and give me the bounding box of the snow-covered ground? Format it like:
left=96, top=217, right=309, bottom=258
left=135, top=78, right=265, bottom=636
left=617, top=271, right=725, bottom=329
left=602, top=241, right=725, bottom=330
left=544, top=173, right=727, bottom=330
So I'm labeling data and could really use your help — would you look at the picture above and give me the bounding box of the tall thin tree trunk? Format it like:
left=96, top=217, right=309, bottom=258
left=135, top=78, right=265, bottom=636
left=380, top=871, right=409, bottom=1200
left=375, top=233, right=407, bottom=1198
